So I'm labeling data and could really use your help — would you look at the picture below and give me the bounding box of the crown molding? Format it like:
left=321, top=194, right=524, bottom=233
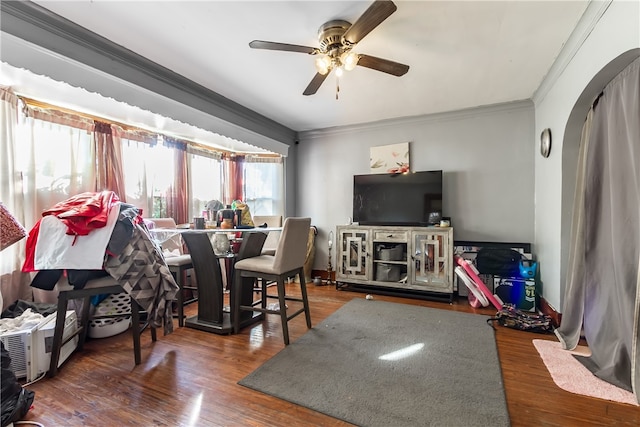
left=0, top=0, right=296, bottom=146
left=532, top=0, right=612, bottom=106
left=298, top=100, right=533, bottom=141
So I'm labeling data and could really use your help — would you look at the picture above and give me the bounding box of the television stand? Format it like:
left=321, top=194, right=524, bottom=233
left=335, top=225, right=454, bottom=300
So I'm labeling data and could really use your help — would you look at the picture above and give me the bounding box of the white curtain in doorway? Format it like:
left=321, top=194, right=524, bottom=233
left=0, top=87, right=31, bottom=310
left=556, top=57, right=640, bottom=403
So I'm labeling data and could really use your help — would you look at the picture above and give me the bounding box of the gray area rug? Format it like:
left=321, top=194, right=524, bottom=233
left=239, top=298, right=509, bottom=426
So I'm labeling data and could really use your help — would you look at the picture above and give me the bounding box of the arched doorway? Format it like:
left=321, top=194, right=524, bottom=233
left=558, top=49, right=640, bottom=402
left=559, top=48, right=640, bottom=309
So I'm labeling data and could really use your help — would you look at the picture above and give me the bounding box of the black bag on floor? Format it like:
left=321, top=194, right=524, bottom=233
left=488, top=304, right=553, bottom=334
left=475, top=247, right=524, bottom=277
left=1, top=341, right=35, bottom=427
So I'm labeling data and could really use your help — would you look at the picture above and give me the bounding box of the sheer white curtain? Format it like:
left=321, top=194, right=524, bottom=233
left=0, top=89, right=95, bottom=309
left=555, top=107, right=593, bottom=348
left=0, top=87, right=30, bottom=310
left=243, top=156, right=284, bottom=216
left=17, top=107, right=95, bottom=223
left=189, top=148, right=222, bottom=219
left=121, top=137, right=174, bottom=218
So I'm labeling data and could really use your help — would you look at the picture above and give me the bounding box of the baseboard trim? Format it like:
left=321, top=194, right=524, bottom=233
left=539, top=297, right=562, bottom=328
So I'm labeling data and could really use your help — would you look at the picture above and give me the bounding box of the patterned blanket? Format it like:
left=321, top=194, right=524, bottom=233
left=104, top=222, right=178, bottom=335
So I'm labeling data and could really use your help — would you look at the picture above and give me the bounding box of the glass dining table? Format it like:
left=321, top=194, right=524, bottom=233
left=148, top=226, right=282, bottom=334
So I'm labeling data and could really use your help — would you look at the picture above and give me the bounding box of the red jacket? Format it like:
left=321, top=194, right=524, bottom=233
left=42, top=191, right=119, bottom=236
left=22, top=191, right=119, bottom=272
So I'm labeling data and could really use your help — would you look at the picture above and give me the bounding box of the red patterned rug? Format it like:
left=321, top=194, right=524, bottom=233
left=533, top=339, right=638, bottom=406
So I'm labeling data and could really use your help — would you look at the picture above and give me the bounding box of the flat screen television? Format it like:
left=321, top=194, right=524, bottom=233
left=352, top=170, right=443, bottom=226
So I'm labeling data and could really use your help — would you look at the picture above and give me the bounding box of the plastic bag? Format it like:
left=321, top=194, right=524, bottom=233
left=1, top=342, right=35, bottom=426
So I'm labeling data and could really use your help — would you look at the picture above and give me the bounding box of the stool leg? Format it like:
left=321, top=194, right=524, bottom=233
left=260, top=278, right=267, bottom=310
left=298, top=268, right=312, bottom=329
left=131, top=296, right=141, bottom=365
left=276, top=277, right=290, bottom=345
left=48, top=293, right=69, bottom=377
left=77, top=295, right=92, bottom=350
left=232, top=271, right=242, bottom=334
left=172, top=267, right=185, bottom=327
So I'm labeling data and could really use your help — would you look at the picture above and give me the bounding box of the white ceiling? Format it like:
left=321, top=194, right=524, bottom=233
left=9, top=1, right=589, bottom=137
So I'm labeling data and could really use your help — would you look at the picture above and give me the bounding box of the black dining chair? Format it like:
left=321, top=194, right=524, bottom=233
left=181, top=232, right=227, bottom=328
left=49, top=275, right=156, bottom=377
left=232, top=231, right=268, bottom=326
left=181, top=231, right=267, bottom=333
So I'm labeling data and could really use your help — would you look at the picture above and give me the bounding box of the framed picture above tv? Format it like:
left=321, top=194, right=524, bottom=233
left=370, top=142, right=410, bottom=174
left=352, top=170, right=443, bottom=226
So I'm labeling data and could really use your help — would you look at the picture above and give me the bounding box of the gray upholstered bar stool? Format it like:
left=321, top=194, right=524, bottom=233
left=232, top=217, right=312, bottom=345
left=48, top=275, right=156, bottom=377
left=252, top=215, right=282, bottom=255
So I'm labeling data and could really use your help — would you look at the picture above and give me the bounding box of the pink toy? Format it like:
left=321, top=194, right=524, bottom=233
left=454, top=255, right=503, bottom=310
left=455, top=266, right=489, bottom=308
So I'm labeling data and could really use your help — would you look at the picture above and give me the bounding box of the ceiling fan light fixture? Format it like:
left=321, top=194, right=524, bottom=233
left=341, top=51, right=360, bottom=71
left=249, top=1, right=409, bottom=96
left=315, top=55, right=332, bottom=75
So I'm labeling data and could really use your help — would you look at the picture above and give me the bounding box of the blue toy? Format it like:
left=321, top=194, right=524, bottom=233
left=519, top=259, right=538, bottom=278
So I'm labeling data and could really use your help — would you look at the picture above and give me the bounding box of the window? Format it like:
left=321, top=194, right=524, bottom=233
left=10, top=98, right=284, bottom=223
left=16, top=114, right=95, bottom=218
left=190, top=153, right=222, bottom=218
left=243, top=159, right=284, bottom=216
left=121, top=139, right=174, bottom=218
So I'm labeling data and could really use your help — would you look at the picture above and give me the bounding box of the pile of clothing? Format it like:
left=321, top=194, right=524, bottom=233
left=22, top=191, right=178, bottom=334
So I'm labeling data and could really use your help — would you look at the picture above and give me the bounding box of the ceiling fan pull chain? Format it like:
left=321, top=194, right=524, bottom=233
left=336, top=75, right=340, bottom=100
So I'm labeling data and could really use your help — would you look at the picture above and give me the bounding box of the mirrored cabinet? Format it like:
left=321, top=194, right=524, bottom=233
left=337, top=227, right=372, bottom=281
left=336, top=225, right=453, bottom=300
left=411, top=228, right=453, bottom=293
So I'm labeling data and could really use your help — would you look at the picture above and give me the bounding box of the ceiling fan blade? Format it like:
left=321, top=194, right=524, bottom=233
left=357, top=54, right=409, bottom=76
left=342, top=0, right=397, bottom=45
left=303, top=72, right=330, bottom=96
left=249, top=40, right=317, bottom=54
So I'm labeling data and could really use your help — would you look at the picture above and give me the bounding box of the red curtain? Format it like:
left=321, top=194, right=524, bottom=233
left=223, top=154, right=245, bottom=205
left=164, top=137, right=189, bottom=224
left=94, top=121, right=127, bottom=201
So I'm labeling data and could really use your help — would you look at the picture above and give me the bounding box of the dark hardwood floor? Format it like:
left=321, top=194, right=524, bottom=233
left=18, top=283, right=639, bottom=426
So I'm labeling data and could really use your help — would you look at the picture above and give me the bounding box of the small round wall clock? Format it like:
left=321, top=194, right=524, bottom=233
left=540, top=128, right=552, bottom=158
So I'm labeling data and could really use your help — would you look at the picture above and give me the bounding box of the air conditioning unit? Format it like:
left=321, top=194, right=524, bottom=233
left=0, top=310, right=78, bottom=382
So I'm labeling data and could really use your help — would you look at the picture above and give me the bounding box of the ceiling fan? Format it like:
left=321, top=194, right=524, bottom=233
left=249, top=0, right=409, bottom=96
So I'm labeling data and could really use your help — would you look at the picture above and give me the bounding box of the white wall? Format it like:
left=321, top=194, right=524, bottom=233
left=298, top=1, right=640, bottom=312
left=534, top=0, right=640, bottom=312
left=297, top=101, right=535, bottom=271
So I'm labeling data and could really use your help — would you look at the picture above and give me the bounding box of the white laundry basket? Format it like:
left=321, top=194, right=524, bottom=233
left=88, top=292, right=132, bottom=338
